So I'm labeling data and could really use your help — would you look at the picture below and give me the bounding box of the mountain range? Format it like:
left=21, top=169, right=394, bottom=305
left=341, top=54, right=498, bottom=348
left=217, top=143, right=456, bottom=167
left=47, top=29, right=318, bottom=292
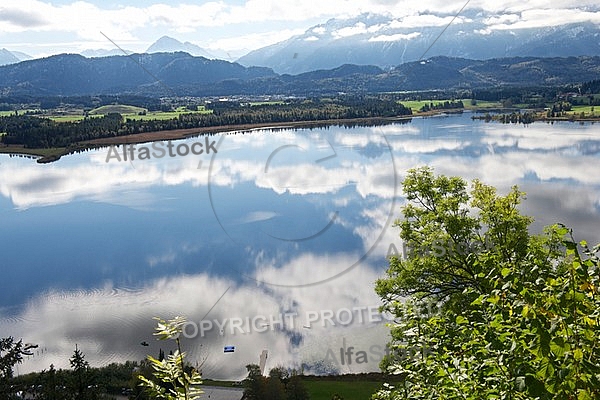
left=2, top=11, right=600, bottom=74
left=1, top=11, right=600, bottom=97
left=238, top=12, right=600, bottom=74
left=1, top=52, right=599, bottom=98
left=74, top=36, right=213, bottom=60
left=0, top=52, right=275, bottom=97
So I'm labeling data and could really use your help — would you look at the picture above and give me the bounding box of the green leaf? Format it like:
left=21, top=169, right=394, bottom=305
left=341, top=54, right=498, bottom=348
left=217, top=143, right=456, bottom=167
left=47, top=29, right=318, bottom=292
left=574, top=348, right=584, bottom=362
left=555, top=225, right=569, bottom=236
left=550, top=338, right=567, bottom=358
left=537, top=362, right=555, bottom=380
left=471, top=295, right=484, bottom=306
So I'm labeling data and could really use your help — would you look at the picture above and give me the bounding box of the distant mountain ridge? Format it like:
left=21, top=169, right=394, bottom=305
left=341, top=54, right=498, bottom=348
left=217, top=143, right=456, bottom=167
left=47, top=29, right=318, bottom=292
left=237, top=12, right=600, bottom=74
left=0, top=48, right=32, bottom=66
left=0, top=53, right=599, bottom=97
left=146, top=36, right=214, bottom=59
left=0, top=52, right=276, bottom=96
left=81, top=49, right=133, bottom=58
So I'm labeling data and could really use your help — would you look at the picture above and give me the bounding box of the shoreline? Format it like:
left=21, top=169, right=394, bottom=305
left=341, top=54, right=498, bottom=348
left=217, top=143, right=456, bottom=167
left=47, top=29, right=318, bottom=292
left=81, top=116, right=412, bottom=146
left=2, top=109, right=599, bottom=163
left=0, top=116, right=412, bottom=163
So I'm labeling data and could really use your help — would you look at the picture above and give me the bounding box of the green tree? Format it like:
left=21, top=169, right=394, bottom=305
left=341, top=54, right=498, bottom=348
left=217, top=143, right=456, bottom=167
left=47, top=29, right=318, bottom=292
left=285, top=370, right=310, bottom=400
left=265, top=367, right=287, bottom=400
left=0, top=338, right=39, bottom=398
left=0, top=337, right=23, bottom=380
left=242, top=364, right=267, bottom=400
left=69, top=344, right=98, bottom=400
left=374, top=167, right=600, bottom=399
left=242, top=366, right=309, bottom=400
left=38, top=364, right=68, bottom=400
left=0, top=337, right=24, bottom=398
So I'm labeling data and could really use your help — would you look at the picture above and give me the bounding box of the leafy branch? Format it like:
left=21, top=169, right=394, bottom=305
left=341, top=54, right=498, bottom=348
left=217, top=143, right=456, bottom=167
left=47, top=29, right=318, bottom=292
left=138, top=316, right=203, bottom=400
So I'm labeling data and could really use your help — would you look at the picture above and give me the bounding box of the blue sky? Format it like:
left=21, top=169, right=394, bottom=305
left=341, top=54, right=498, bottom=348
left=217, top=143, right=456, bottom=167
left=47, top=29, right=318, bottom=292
left=1, top=1, right=599, bottom=58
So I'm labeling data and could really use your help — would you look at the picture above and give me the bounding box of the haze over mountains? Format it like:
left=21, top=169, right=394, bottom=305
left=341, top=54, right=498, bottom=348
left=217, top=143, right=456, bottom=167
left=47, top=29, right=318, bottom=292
left=3, top=11, right=600, bottom=70
left=0, top=49, right=32, bottom=66
left=70, top=36, right=213, bottom=61
left=238, top=12, right=600, bottom=74
left=1, top=11, right=600, bottom=97
left=145, top=36, right=214, bottom=59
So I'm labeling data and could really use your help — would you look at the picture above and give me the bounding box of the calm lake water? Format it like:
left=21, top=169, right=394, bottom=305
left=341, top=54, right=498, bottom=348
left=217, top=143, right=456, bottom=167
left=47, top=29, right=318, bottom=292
left=1, top=112, right=599, bottom=379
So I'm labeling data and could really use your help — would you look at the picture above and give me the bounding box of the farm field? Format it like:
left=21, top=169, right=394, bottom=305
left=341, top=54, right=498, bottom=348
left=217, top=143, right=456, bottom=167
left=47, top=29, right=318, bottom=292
left=303, top=379, right=386, bottom=399
left=0, top=104, right=215, bottom=122
left=569, top=105, right=597, bottom=115
left=399, top=99, right=502, bottom=112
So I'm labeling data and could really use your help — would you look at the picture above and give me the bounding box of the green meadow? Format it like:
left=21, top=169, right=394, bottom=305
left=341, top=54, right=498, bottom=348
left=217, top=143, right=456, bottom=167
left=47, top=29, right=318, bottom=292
left=304, top=380, right=385, bottom=400
left=399, top=99, right=502, bottom=112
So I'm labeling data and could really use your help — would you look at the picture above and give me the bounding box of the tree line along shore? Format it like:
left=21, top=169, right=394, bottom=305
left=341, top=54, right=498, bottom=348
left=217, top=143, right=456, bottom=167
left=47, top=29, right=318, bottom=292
left=1, top=92, right=599, bottom=163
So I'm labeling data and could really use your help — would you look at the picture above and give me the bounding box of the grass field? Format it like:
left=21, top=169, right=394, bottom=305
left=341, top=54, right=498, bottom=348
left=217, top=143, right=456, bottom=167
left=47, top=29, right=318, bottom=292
left=85, top=104, right=213, bottom=121
left=193, top=378, right=384, bottom=399
left=16, top=104, right=216, bottom=122
left=571, top=95, right=600, bottom=104
left=49, top=115, right=100, bottom=122
left=399, top=99, right=502, bottom=112
left=0, top=109, right=43, bottom=117
left=569, top=105, right=597, bottom=115
left=199, top=376, right=388, bottom=399
left=249, top=101, right=286, bottom=106
left=0, top=145, right=67, bottom=158
left=399, top=100, right=438, bottom=111
left=304, top=380, right=384, bottom=399
left=464, top=100, right=503, bottom=109
left=89, top=104, right=147, bottom=115
left=124, top=109, right=212, bottom=121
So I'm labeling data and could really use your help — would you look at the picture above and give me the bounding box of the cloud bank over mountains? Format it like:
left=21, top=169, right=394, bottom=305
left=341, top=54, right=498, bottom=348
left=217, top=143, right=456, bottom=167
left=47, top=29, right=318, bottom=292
left=0, top=1, right=598, bottom=59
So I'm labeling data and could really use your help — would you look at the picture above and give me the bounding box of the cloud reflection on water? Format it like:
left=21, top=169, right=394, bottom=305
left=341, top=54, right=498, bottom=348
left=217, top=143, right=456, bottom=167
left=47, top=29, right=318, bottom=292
left=1, top=116, right=600, bottom=378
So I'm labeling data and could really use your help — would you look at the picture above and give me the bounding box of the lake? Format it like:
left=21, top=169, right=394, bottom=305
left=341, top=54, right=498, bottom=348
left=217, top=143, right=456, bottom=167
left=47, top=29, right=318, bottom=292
left=1, top=112, right=599, bottom=379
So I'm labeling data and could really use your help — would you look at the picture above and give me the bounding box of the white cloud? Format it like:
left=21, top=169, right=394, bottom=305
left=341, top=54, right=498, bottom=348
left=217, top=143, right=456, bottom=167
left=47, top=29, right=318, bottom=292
left=207, top=28, right=306, bottom=53
left=0, top=122, right=577, bottom=207
left=483, top=13, right=521, bottom=26
left=3, top=117, right=600, bottom=377
left=333, top=22, right=368, bottom=38
left=369, top=32, right=421, bottom=42
left=238, top=211, right=280, bottom=224
left=470, top=0, right=600, bottom=13
left=3, top=121, right=600, bottom=211
left=1, top=1, right=600, bottom=57
left=388, top=14, right=470, bottom=29
left=1, top=255, right=389, bottom=377
left=483, top=8, right=600, bottom=31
